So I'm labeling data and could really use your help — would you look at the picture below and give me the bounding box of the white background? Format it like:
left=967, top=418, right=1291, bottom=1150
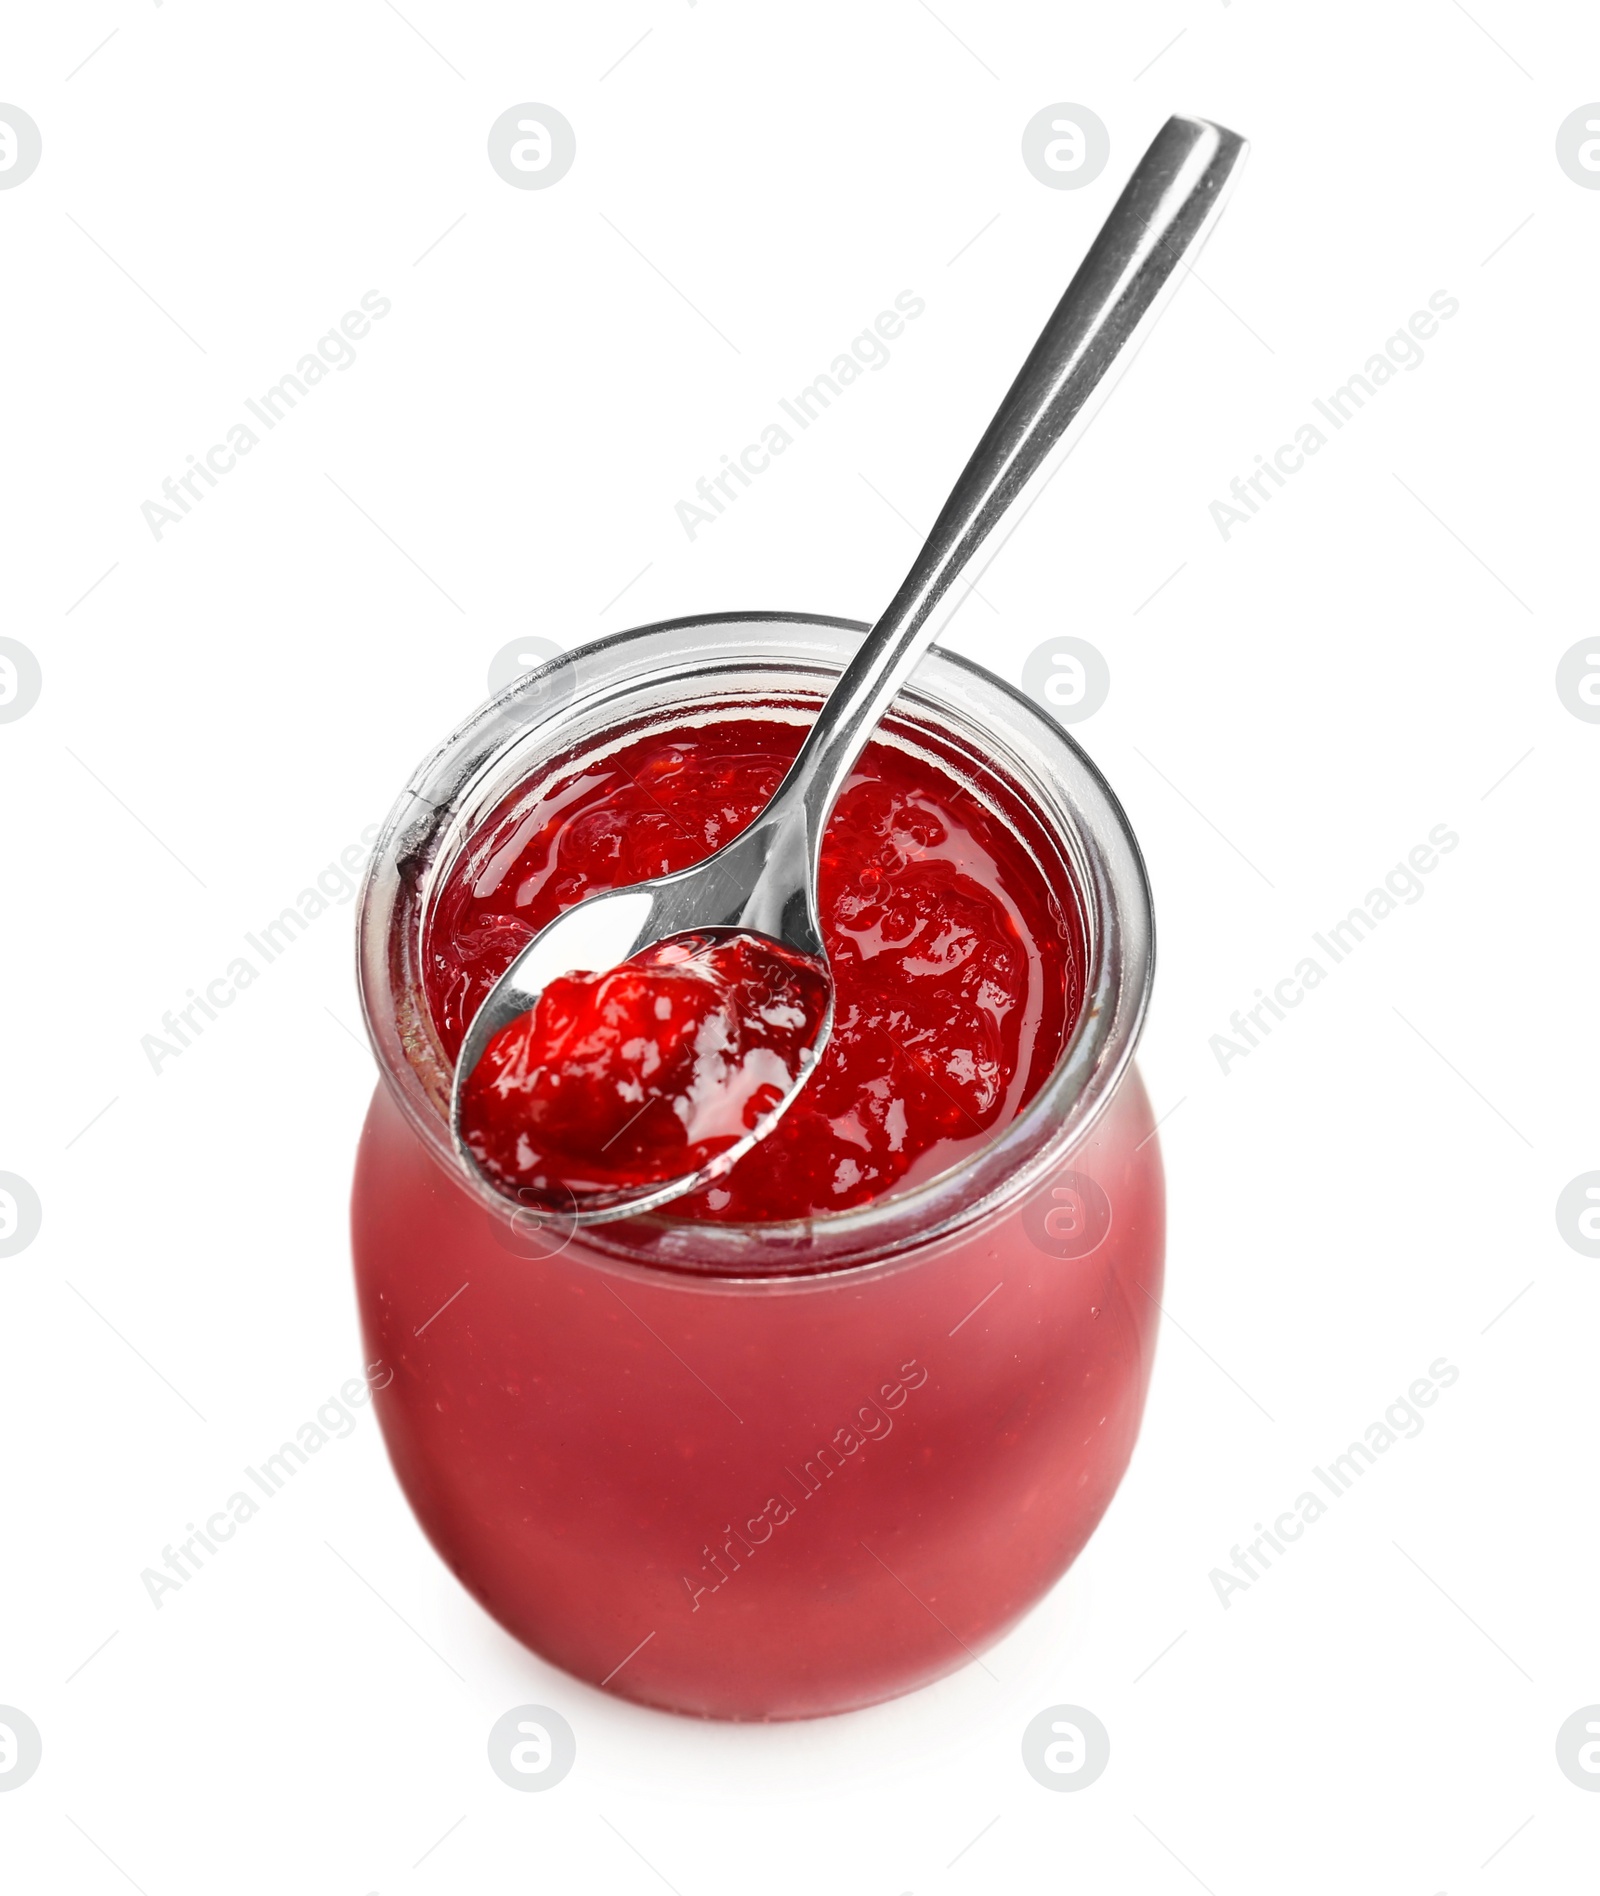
left=3, top=3, right=1598, bottom=1891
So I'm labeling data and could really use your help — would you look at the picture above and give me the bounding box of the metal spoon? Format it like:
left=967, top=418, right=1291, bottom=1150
left=453, top=112, right=1249, bottom=1222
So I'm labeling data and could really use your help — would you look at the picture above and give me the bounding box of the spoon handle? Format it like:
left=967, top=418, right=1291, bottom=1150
left=777, top=113, right=1248, bottom=844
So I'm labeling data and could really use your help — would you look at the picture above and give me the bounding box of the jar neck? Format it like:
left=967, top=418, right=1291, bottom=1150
left=357, top=613, right=1153, bottom=1279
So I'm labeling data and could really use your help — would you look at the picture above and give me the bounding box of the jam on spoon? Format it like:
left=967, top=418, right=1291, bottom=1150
left=457, top=930, right=831, bottom=1200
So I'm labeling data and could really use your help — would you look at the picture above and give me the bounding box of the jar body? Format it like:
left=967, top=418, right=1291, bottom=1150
left=351, top=1066, right=1163, bottom=1720
left=352, top=611, right=1163, bottom=1720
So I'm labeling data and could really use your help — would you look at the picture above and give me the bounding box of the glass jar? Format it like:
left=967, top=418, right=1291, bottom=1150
left=353, top=612, right=1162, bottom=1721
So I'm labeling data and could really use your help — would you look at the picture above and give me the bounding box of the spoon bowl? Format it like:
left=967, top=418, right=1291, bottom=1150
left=449, top=817, right=835, bottom=1220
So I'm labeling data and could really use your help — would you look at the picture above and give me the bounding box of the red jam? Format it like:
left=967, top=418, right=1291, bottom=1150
left=425, top=717, right=1086, bottom=1221
left=457, top=931, right=830, bottom=1199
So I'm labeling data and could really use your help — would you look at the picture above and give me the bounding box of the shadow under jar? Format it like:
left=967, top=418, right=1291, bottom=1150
left=352, top=612, right=1163, bottom=1721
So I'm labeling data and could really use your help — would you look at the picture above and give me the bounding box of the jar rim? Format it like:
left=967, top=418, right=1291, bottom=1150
left=356, top=611, right=1155, bottom=1281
